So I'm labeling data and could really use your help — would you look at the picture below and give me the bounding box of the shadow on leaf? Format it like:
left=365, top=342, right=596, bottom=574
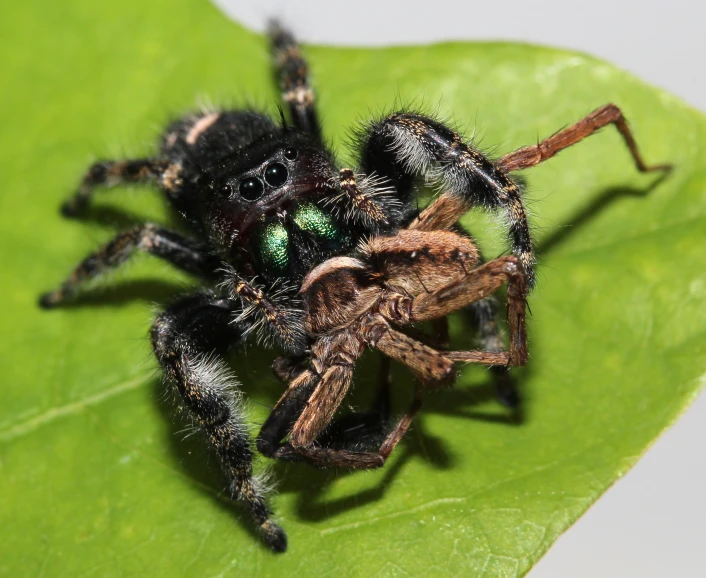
left=536, top=173, right=670, bottom=256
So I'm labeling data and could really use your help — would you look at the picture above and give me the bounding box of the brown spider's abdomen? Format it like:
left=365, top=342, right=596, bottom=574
left=360, top=229, right=481, bottom=296
left=300, top=256, right=380, bottom=335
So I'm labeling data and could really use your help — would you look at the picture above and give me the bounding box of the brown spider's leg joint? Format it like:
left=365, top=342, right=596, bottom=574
left=408, top=256, right=529, bottom=367
left=496, top=103, right=672, bottom=174
left=362, top=315, right=456, bottom=389
left=61, top=158, right=167, bottom=217
left=377, top=292, right=413, bottom=324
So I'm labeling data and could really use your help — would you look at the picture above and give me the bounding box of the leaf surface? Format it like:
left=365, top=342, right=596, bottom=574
left=1, top=1, right=705, bottom=576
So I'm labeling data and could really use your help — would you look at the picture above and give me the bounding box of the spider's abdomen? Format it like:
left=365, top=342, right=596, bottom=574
left=300, top=256, right=380, bottom=335
left=361, top=229, right=480, bottom=296
left=161, top=110, right=277, bottom=164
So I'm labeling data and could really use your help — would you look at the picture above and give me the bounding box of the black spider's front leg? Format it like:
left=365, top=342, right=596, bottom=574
left=61, top=158, right=167, bottom=217
left=337, top=168, right=390, bottom=226
left=358, top=113, right=535, bottom=284
left=39, top=224, right=221, bottom=308
left=151, top=292, right=287, bottom=553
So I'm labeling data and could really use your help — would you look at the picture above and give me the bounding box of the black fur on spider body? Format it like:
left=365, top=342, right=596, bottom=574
left=39, top=22, right=669, bottom=553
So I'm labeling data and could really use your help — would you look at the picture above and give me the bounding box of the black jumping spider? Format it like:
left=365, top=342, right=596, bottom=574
left=40, top=22, right=669, bottom=552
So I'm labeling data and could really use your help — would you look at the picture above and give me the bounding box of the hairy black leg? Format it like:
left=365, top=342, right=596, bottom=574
left=268, top=21, right=321, bottom=141
left=151, top=292, right=287, bottom=552
left=39, top=224, right=220, bottom=308
left=61, top=159, right=167, bottom=217
left=257, top=369, right=319, bottom=461
left=358, top=113, right=535, bottom=286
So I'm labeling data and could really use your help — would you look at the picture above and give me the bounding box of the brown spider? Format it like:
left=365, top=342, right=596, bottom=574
left=256, top=190, right=529, bottom=469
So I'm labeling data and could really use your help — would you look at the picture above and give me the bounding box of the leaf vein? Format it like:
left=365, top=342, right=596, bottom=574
left=0, top=373, right=150, bottom=443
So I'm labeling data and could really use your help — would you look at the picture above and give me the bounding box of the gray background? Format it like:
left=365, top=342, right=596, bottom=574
left=216, top=1, right=705, bottom=575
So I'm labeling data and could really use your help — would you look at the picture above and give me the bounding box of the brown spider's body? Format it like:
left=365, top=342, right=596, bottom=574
left=261, top=221, right=529, bottom=470
left=303, top=230, right=481, bottom=334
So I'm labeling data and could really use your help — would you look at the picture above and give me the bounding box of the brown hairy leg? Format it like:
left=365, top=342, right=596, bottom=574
left=409, top=256, right=529, bottom=367
left=262, top=321, right=456, bottom=469
left=496, top=104, right=672, bottom=173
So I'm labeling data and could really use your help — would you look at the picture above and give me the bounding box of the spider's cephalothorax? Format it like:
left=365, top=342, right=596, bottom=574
left=39, top=21, right=669, bottom=552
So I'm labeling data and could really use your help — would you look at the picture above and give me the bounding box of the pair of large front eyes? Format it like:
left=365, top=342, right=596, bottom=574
left=239, top=148, right=297, bottom=201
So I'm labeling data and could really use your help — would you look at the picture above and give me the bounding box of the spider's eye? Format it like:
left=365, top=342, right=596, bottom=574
left=284, top=147, right=298, bottom=160
left=264, top=162, right=288, bottom=188
left=239, top=177, right=265, bottom=201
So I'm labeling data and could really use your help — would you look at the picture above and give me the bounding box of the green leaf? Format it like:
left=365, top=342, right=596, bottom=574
left=2, top=0, right=704, bottom=576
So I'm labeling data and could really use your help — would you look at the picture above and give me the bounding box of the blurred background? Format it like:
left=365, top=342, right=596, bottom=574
left=215, top=1, right=706, bottom=575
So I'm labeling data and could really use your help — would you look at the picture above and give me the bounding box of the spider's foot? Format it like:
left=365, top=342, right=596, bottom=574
left=38, top=290, right=64, bottom=309
left=60, top=197, right=88, bottom=218
left=261, top=520, right=287, bottom=553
